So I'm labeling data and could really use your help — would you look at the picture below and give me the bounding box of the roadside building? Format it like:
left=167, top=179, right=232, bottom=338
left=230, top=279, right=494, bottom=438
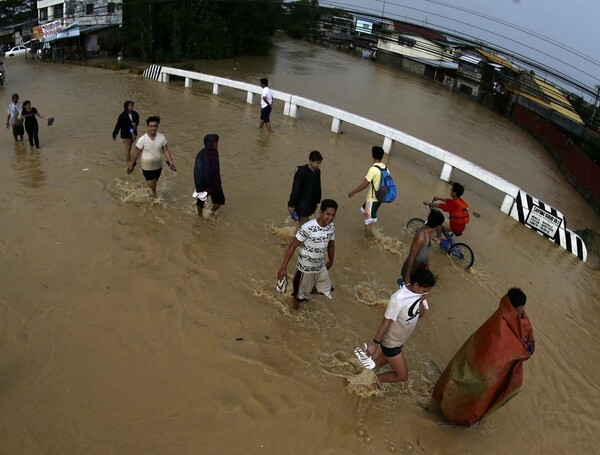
left=0, top=19, right=38, bottom=51
left=376, top=22, right=457, bottom=86
left=34, top=0, right=122, bottom=60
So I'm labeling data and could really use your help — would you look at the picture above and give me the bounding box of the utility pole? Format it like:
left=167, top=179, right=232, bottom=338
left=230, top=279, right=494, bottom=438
left=592, top=84, right=600, bottom=127
left=149, top=2, right=155, bottom=63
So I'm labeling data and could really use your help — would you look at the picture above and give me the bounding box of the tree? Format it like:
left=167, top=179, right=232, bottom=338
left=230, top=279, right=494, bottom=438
left=120, top=0, right=284, bottom=61
left=281, top=0, right=321, bottom=40
left=0, top=0, right=36, bottom=23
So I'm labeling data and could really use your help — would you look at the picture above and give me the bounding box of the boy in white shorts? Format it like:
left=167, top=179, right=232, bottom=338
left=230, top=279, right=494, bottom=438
left=277, top=199, right=337, bottom=310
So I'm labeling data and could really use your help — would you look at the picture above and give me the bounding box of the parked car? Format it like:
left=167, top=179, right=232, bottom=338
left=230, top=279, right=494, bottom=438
left=5, top=45, right=31, bottom=57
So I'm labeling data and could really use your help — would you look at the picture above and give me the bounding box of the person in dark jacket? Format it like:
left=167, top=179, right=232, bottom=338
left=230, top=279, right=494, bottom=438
left=194, top=134, right=224, bottom=218
left=287, top=150, right=323, bottom=228
left=112, top=100, right=139, bottom=161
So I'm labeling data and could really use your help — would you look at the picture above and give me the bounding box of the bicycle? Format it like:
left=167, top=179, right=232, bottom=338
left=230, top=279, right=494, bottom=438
left=405, top=217, right=475, bottom=270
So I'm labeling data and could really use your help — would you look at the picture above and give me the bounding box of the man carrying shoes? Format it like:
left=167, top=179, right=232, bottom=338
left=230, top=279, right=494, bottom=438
left=277, top=199, right=337, bottom=311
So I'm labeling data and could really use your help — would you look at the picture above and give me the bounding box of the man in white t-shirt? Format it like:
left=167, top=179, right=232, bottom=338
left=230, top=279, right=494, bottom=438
left=5, top=93, right=24, bottom=141
left=364, top=268, right=436, bottom=385
left=259, top=77, right=273, bottom=134
left=348, top=145, right=387, bottom=237
left=277, top=199, right=337, bottom=310
left=127, top=115, right=176, bottom=198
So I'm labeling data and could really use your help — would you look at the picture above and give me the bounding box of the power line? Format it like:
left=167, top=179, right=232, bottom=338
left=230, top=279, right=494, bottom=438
left=422, top=0, right=600, bottom=68
left=321, top=0, right=600, bottom=94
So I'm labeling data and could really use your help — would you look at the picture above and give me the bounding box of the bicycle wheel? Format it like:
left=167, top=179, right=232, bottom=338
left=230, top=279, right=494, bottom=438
left=449, top=242, right=474, bottom=270
left=406, top=218, right=425, bottom=235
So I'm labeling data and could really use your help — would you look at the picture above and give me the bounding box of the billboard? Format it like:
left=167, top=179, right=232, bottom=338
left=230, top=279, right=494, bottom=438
left=33, top=20, right=80, bottom=42
left=355, top=19, right=373, bottom=35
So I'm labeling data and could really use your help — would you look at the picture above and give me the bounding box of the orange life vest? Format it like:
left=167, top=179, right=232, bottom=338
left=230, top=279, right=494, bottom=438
left=450, top=198, right=469, bottom=225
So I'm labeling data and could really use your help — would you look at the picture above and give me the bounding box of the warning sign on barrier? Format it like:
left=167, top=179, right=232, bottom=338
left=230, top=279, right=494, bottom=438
left=510, top=190, right=587, bottom=262
left=526, top=205, right=563, bottom=237
left=143, top=64, right=163, bottom=81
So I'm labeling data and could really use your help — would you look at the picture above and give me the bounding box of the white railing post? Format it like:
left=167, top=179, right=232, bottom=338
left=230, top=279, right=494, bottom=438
left=501, top=194, right=515, bottom=214
left=331, top=118, right=341, bottom=133
left=290, top=103, right=298, bottom=118
left=284, top=101, right=291, bottom=116
left=185, top=77, right=192, bottom=88
left=440, top=162, right=453, bottom=182
left=246, top=92, right=254, bottom=104
left=383, top=137, right=393, bottom=154
left=213, top=84, right=221, bottom=95
left=161, top=72, right=169, bottom=83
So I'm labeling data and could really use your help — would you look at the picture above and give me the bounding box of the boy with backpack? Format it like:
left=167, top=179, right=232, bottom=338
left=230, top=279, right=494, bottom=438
left=348, top=145, right=397, bottom=237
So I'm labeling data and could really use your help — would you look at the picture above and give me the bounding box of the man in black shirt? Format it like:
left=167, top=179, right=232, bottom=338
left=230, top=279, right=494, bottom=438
left=287, top=150, right=323, bottom=228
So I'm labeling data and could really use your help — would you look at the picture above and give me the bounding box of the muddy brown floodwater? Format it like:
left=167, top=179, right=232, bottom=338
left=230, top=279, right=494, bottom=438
left=0, top=34, right=598, bottom=454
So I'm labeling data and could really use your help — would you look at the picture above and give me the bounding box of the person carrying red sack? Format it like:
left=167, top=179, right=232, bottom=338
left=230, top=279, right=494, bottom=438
left=433, top=288, right=535, bottom=425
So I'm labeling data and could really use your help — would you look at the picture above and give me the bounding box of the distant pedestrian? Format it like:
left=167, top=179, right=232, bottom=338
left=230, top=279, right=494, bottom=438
left=259, top=78, right=273, bottom=134
left=19, top=100, right=48, bottom=149
left=277, top=199, right=337, bottom=311
left=6, top=93, right=24, bottom=141
left=112, top=100, right=140, bottom=162
left=127, top=116, right=176, bottom=198
left=347, top=145, right=387, bottom=237
left=287, top=150, right=323, bottom=228
left=193, top=134, right=225, bottom=218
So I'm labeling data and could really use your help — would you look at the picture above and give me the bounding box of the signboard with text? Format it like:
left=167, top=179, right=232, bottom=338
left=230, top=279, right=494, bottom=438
left=355, top=19, right=373, bottom=34
left=525, top=204, right=562, bottom=237
left=33, top=20, right=80, bottom=42
left=509, top=189, right=586, bottom=261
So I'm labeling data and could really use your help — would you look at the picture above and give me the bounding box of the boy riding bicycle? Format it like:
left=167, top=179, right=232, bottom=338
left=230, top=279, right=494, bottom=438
left=424, top=182, right=469, bottom=236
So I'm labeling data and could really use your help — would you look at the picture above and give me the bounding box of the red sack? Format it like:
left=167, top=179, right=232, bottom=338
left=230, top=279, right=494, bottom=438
left=432, top=294, right=535, bottom=425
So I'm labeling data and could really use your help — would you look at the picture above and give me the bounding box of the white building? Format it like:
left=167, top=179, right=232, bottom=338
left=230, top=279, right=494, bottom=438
left=36, top=0, right=122, bottom=56
left=376, top=22, right=457, bottom=85
left=37, top=0, right=122, bottom=26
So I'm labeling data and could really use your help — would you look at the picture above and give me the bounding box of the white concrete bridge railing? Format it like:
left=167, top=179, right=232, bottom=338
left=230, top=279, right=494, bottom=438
left=288, top=94, right=519, bottom=214
left=143, top=64, right=585, bottom=260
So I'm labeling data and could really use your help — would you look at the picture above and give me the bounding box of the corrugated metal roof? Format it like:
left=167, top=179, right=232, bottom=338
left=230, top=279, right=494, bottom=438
left=510, top=82, right=584, bottom=125
left=533, top=78, right=584, bottom=125
left=476, top=48, right=519, bottom=71
left=393, top=22, right=448, bottom=42
left=459, top=54, right=481, bottom=65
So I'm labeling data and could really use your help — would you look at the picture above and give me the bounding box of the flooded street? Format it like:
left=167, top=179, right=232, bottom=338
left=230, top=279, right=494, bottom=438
left=0, top=34, right=599, bottom=454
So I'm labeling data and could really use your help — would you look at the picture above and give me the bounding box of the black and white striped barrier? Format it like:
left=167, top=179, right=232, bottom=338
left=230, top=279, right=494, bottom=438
left=143, top=64, right=162, bottom=81
left=510, top=190, right=587, bottom=261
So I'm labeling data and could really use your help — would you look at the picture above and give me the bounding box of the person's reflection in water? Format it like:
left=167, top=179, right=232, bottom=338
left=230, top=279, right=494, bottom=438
left=13, top=145, right=47, bottom=189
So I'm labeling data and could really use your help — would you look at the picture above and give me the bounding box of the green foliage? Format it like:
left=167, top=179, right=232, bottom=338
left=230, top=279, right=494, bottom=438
left=281, top=0, right=321, bottom=39
left=121, top=0, right=283, bottom=61
left=0, top=0, right=36, bottom=23
left=578, top=134, right=600, bottom=165
left=101, top=28, right=122, bottom=54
